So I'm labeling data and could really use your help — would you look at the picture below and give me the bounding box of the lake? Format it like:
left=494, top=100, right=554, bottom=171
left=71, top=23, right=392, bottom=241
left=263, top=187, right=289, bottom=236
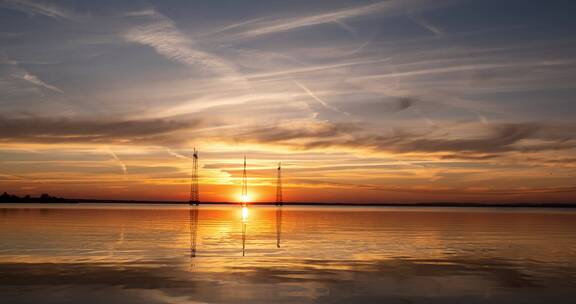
left=1, top=204, right=575, bottom=303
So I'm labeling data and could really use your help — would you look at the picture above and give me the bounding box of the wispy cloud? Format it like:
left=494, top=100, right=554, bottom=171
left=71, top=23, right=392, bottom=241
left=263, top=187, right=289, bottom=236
left=165, top=148, right=191, bottom=160
left=107, top=147, right=127, bottom=175
left=0, top=0, right=85, bottom=21
left=124, top=9, right=242, bottom=82
left=408, top=12, right=444, bottom=36
left=357, top=59, right=576, bottom=81
left=21, top=72, right=63, bottom=93
left=1, top=58, right=64, bottom=94
left=246, top=57, right=390, bottom=80
left=294, top=81, right=349, bottom=116
left=225, top=1, right=408, bottom=38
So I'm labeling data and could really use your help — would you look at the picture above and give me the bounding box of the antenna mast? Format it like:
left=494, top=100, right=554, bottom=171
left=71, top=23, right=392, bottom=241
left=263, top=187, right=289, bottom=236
left=189, top=148, right=199, bottom=205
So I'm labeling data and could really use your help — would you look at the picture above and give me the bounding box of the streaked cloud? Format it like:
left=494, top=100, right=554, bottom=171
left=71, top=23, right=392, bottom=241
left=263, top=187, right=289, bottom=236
left=408, top=12, right=444, bottom=36
left=107, top=147, right=127, bottom=175
left=0, top=117, right=203, bottom=144
left=165, top=148, right=191, bottom=160
left=294, top=81, right=349, bottom=116
left=0, top=0, right=85, bottom=21
left=1, top=58, right=63, bottom=95
left=222, top=0, right=424, bottom=38
left=21, top=72, right=63, bottom=93
left=124, top=9, right=242, bottom=82
left=232, top=120, right=576, bottom=156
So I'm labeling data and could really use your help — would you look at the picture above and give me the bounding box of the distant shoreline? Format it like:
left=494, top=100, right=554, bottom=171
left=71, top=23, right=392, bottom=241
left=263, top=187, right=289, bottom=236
left=2, top=198, right=576, bottom=208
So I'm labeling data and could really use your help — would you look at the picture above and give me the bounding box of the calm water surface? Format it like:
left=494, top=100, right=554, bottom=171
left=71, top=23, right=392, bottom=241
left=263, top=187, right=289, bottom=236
left=1, top=204, right=576, bottom=303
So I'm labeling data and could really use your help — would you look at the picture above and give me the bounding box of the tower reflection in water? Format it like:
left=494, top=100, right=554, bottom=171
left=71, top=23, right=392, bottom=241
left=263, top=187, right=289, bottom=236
left=276, top=205, right=282, bottom=248
left=189, top=205, right=199, bottom=258
left=241, top=206, right=248, bottom=256
left=188, top=205, right=284, bottom=258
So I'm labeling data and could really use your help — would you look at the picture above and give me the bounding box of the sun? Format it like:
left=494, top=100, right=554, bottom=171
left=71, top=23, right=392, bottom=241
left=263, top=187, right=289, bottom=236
left=240, top=194, right=250, bottom=204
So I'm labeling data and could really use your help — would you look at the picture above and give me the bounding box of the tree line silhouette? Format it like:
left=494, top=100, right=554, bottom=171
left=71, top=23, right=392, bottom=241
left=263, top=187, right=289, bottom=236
left=0, top=192, right=75, bottom=203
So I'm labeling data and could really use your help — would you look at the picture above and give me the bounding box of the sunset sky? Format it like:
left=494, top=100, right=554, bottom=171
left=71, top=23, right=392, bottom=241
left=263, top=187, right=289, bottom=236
left=1, top=0, right=575, bottom=203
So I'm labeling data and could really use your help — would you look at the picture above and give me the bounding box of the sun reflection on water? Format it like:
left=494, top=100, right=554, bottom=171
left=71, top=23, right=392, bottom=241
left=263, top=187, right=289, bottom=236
left=241, top=206, right=249, bottom=222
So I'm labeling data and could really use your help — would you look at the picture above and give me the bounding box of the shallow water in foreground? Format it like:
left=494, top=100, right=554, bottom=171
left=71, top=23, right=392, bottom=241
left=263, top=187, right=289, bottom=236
left=1, top=204, right=576, bottom=303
